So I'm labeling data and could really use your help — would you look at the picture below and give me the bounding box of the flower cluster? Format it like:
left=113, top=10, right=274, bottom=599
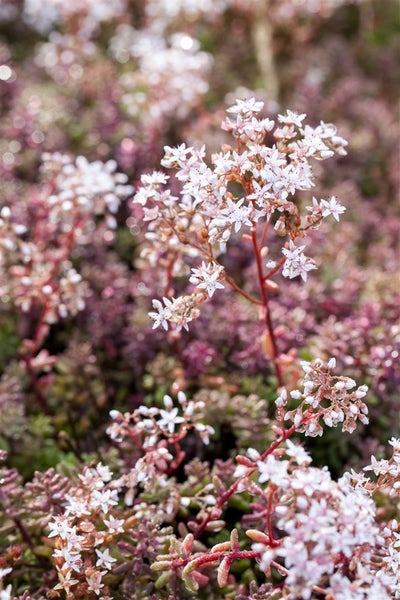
left=0, top=153, right=132, bottom=324
left=246, top=453, right=395, bottom=599
left=23, top=0, right=127, bottom=37
left=119, top=28, right=212, bottom=127
left=275, top=357, right=369, bottom=435
left=107, top=391, right=214, bottom=449
left=135, top=98, right=347, bottom=333
left=46, top=393, right=214, bottom=598
left=152, top=434, right=399, bottom=599
left=47, top=462, right=119, bottom=598
left=41, top=152, right=133, bottom=234
left=0, top=2, right=398, bottom=599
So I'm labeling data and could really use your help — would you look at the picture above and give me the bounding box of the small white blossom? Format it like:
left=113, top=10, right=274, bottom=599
left=158, top=407, right=185, bottom=434
left=86, top=570, right=106, bottom=595
left=320, top=196, right=346, bottom=221
left=53, top=547, right=82, bottom=572
left=226, top=97, right=264, bottom=115
left=95, top=548, right=117, bottom=570
left=278, top=109, right=306, bottom=128
left=189, top=261, right=225, bottom=297
left=53, top=570, right=79, bottom=593
left=148, top=297, right=173, bottom=330
left=257, top=455, right=290, bottom=488
left=286, top=439, right=312, bottom=466
left=282, top=240, right=317, bottom=282
left=90, top=489, right=118, bottom=514
left=103, top=515, right=125, bottom=534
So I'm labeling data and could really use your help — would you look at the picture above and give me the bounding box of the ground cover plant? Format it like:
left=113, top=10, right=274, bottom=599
left=0, top=0, right=399, bottom=598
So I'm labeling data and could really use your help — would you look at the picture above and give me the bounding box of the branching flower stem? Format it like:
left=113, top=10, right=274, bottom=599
left=192, top=422, right=298, bottom=540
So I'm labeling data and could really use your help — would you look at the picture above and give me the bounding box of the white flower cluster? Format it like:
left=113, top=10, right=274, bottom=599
left=42, top=152, right=133, bottom=234
left=146, top=262, right=225, bottom=331
left=145, top=0, right=231, bottom=24
left=23, top=0, right=127, bottom=36
left=235, top=439, right=398, bottom=599
left=119, top=28, right=212, bottom=125
left=1, top=153, right=131, bottom=323
left=107, top=392, right=214, bottom=447
left=0, top=206, right=27, bottom=264
left=282, top=240, right=317, bottom=282
left=48, top=462, right=119, bottom=598
left=189, top=261, right=225, bottom=297
left=149, top=294, right=204, bottom=332
left=134, top=97, right=348, bottom=331
left=107, top=392, right=215, bottom=508
left=276, top=357, right=369, bottom=436
left=34, top=32, right=97, bottom=83
left=363, top=437, right=400, bottom=497
left=1, top=206, right=88, bottom=322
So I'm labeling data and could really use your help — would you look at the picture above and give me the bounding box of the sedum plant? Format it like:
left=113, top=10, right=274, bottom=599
left=134, top=97, right=348, bottom=388
left=1, top=95, right=398, bottom=600
left=0, top=1, right=399, bottom=596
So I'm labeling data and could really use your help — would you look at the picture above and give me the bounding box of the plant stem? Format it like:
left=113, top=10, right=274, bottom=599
left=251, top=226, right=284, bottom=388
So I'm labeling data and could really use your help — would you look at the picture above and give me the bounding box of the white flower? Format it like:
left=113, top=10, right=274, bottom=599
left=226, top=97, right=264, bottom=115
left=161, top=144, right=193, bottom=168
left=90, top=489, right=118, bottom=514
left=54, top=570, right=79, bottom=593
left=189, top=261, right=225, bottom=298
left=257, top=455, right=290, bottom=488
left=278, top=109, right=306, bottom=128
left=53, top=547, right=82, bottom=572
left=320, top=196, right=346, bottom=221
left=219, top=197, right=252, bottom=232
left=148, top=297, right=173, bottom=330
left=282, top=240, right=317, bottom=282
left=103, top=514, right=125, bottom=534
left=47, top=516, right=76, bottom=540
left=194, top=422, right=215, bottom=445
left=140, top=171, right=169, bottom=187
left=286, top=439, right=312, bottom=466
left=95, top=548, right=117, bottom=570
left=86, top=570, right=106, bottom=595
left=157, top=407, right=185, bottom=434
left=64, top=494, right=91, bottom=517
left=252, top=543, right=275, bottom=572
left=95, top=462, right=113, bottom=482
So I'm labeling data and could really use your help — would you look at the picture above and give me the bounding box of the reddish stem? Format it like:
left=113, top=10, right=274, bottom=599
left=251, top=226, right=284, bottom=388
left=224, top=274, right=262, bottom=306
left=173, top=548, right=260, bottom=570
left=192, top=423, right=297, bottom=540
left=266, top=484, right=278, bottom=547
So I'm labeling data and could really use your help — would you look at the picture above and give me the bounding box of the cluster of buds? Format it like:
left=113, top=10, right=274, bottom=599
left=275, top=357, right=369, bottom=435
left=134, top=98, right=347, bottom=333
